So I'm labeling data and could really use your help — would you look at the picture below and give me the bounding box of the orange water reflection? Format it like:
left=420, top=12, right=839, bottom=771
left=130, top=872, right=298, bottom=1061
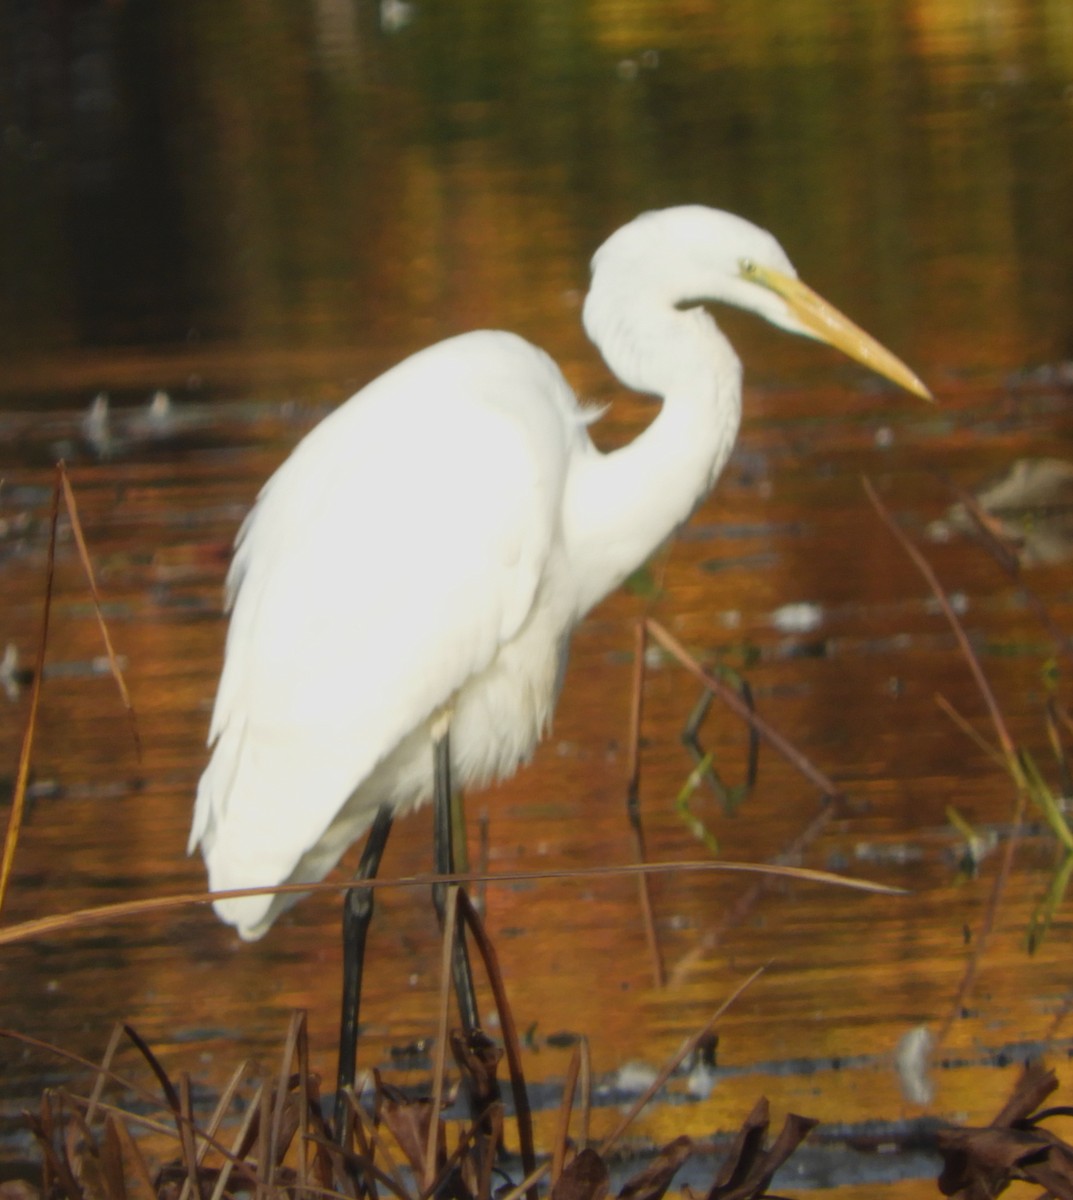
left=2, top=0, right=1073, bottom=1188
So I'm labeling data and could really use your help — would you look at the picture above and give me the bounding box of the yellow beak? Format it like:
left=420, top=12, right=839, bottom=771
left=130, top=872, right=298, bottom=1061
left=744, top=262, right=933, bottom=401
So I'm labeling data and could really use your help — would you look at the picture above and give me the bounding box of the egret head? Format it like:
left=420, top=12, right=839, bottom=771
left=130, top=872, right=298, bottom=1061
left=584, top=206, right=931, bottom=401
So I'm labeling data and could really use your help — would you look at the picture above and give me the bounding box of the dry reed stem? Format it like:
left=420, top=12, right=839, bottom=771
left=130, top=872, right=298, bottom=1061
left=178, top=1072, right=201, bottom=1200
left=670, top=799, right=839, bottom=986
left=0, top=858, right=901, bottom=948
left=85, top=1022, right=126, bottom=1126
left=935, top=693, right=1006, bottom=770
left=456, top=888, right=538, bottom=1199
left=0, top=468, right=60, bottom=918
left=58, top=463, right=141, bottom=759
left=549, top=1036, right=591, bottom=1186
left=861, top=476, right=1027, bottom=1050
left=862, top=477, right=1018, bottom=764
left=426, top=885, right=460, bottom=1190
left=598, top=964, right=765, bottom=1156
left=643, top=619, right=843, bottom=798
left=272, top=1011, right=306, bottom=1176
left=3, top=1028, right=262, bottom=1193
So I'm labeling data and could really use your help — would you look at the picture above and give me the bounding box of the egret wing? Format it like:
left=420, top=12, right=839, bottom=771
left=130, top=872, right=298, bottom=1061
left=191, top=332, right=579, bottom=935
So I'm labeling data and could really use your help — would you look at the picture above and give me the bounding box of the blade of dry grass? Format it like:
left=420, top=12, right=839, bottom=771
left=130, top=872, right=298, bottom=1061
left=187, top=1058, right=249, bottom=1181
left=59, top=1097, right=104, bottom=1200
left=98, top=1110, right=127, bottom=1200
left=0, top=470, right=60, bottom=920
left=209, top=1081, right=265, bottom=1200
left=332, top=1071, right=388, bottom=1199
left=5, top=1028, right=253, bottom=1198
left=1, top=1029, right=167, bottom=1114
left=268, top=1009, right=306, bottom=1178
left=551, top=1041, right=585, bottom=1185
left=177, top=1073, right=201, bottom=1200
left=257, top=1074, right=271, bottom=1200
left=0, top=859, right=904, bottom=947
left=85, top=1023, right=126, bottom=1127
left=59, top=464, right=141, bottom=760
left=108, top=1112, right=157, bottom=1200
left=26, top=1100, right=82, bottom=1200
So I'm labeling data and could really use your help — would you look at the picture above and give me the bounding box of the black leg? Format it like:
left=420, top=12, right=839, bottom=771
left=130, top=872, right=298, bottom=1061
left=430, top=727, right=480, bottom=1034
left=335, top=804, right=394, bottom=1143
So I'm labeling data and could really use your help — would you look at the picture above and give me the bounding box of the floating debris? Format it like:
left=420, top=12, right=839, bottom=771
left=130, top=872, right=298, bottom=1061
left=80, top=391, right=112, bottom=458
left=894, top=1024, right=934, bottom=1106
left=929, top=458, right=1073, bottom=566
left=771, top=601, right=824, bottom=634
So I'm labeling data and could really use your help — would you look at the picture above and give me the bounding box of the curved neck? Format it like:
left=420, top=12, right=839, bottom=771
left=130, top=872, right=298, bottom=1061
left=563, top=304, right=742, bottom=616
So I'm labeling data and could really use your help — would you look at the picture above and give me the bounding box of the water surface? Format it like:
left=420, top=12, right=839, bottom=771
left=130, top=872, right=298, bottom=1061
left=2, top=0, right=1073, bottom=1185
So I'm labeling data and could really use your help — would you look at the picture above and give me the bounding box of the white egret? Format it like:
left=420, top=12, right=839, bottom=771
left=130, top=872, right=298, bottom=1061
left=189, top=206, right=929, bottom=1126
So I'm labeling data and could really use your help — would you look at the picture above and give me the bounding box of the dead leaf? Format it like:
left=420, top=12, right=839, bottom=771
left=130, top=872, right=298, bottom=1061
left=552, top=1148, right=610, bottom=1200
left=618, top=1135, right=693, bottom=1200
left=705, top=1097, right=818, bottom=1200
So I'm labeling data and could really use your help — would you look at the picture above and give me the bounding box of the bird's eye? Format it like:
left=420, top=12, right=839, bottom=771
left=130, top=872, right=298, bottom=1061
left=739, top=258, right=758, bottom=278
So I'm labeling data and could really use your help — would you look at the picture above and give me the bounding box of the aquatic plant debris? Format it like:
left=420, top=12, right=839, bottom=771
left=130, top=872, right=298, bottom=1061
left=936, top=1061, right=1073, bottom=1200
left=10, top=1022, right=1073, bottom=1200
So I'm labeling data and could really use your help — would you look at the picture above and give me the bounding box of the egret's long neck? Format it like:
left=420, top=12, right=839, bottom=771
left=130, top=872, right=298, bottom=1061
left=564, top=299, right=742, bottom=617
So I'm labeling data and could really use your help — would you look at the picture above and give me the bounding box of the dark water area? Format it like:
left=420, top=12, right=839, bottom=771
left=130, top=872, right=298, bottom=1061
left=2, top=0, right=1073, bottom=1190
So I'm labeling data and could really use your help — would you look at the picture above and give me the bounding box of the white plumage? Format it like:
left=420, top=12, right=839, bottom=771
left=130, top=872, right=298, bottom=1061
left=191, top=206, right=929, bottom=939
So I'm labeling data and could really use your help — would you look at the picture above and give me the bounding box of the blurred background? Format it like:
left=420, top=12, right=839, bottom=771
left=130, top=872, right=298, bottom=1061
left=2, top=0, right=1073, bottom=1190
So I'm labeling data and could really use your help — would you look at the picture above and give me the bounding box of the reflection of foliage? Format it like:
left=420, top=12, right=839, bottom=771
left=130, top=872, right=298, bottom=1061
left=4, top=2, right=1073, bottom=370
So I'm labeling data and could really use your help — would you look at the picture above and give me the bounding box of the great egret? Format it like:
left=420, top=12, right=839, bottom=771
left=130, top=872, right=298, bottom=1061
left=190, top=205, right=929, bottom=1122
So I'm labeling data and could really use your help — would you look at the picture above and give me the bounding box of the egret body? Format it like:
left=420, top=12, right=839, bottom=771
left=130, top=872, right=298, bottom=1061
left=191, top=207, right=928, bottom=941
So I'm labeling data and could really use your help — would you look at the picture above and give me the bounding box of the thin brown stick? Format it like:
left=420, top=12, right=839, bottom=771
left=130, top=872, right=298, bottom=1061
left=85, top=1021, right=126, bottom=1126
left=456, top=889, right=538, bottom=1200
left=862, top=476, right=1026, bottom=1049
left=550, top=1042, right=583, bottom=1185
left=59, top=463, right=142, bottom=759
left=644, top=619, right=843, bottom=798
left=0, top=857, right=904, bottom=947
left=177, top=1073, right=202, bottom=1200
left=2, top=1029, right=256, bottom=1192
left=256, top=1074, right=271, bottom=1200
left=577, top=1034, right=591, bottom=1151
left=598, top=965, right=765, bottom=1155
left=670, top=800, right=838, bottom=985
left=863, top=476, right=1018, bottom=764
left=0, top=468, right=61, bottom=918
left=627, top=619, right=664, bottom=986
left=269, top=1011, right=305, bottom=1176
left=192, top=1059, right=249, bottom=1173
left=425, top=885, right=459, bottom=1190
left=935, top=693, right=1005, bottom=770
